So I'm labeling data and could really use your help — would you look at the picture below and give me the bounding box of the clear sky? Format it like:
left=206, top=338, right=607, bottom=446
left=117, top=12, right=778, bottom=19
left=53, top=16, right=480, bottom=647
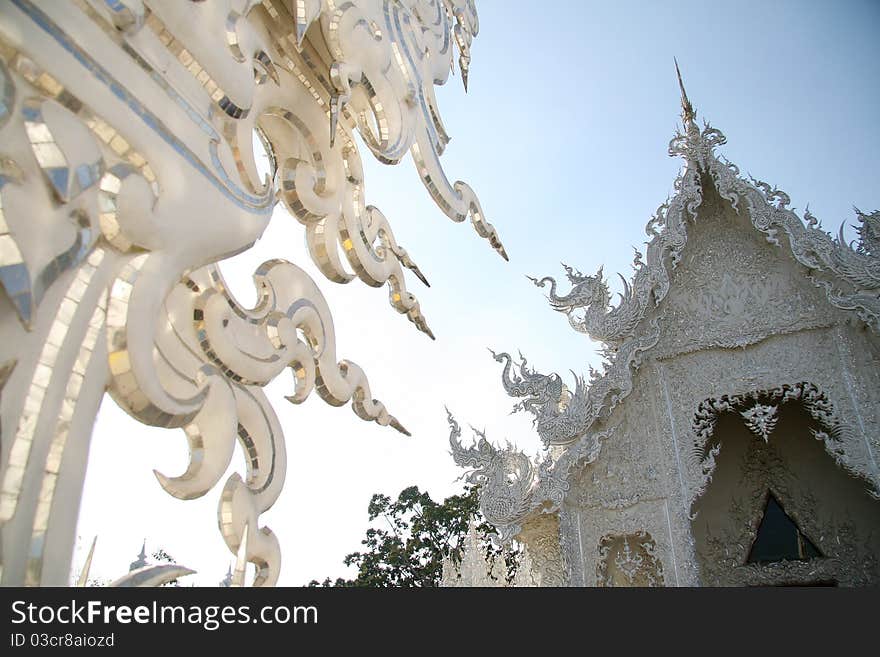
left=75, top=0, right=880, bottom=585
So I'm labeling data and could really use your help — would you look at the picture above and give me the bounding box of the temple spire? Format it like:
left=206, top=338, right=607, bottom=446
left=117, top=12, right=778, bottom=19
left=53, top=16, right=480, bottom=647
left=128, top=539, right=148, bottom=572
left=674, top=58, right=696, bottom=127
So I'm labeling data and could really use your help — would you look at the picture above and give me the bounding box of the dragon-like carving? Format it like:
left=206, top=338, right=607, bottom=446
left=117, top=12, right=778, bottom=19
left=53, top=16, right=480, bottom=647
left=495, top=96, right=880, bottom=465
left=853, top=209, right=880, bottom=259
left=490, top=321, right=659, bottom=447
left=826, top=208, right=880, bottom=291
left=491, top=349, right=586, bottom=447
left=529, top=264, right=647, bottom=347
left=492, top=349, right=569, bottom=415
left=448, top=407, right=608, bottom=545
left=529, top=93, right=880, bottom=356
left=447, top=409, right=536, bottom=544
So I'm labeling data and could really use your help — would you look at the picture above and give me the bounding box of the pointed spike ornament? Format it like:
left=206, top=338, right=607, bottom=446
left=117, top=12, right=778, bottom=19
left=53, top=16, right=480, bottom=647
left=674, top=57, right=696, bottom=128
left=390, top=418, right=412, bottom=436
left=127, top=539, right=148, bottom=572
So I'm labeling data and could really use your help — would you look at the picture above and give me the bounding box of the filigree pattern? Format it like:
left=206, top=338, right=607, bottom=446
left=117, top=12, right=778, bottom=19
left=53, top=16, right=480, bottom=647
left=656, top=229, right=834, bottom=359
left=674, top=122, right=880, bottom=331
left=740, top=404, right=779, bottom=442
left=502, top=91, right=879, bottom=455
left=533, top=121, right=880, bottom=351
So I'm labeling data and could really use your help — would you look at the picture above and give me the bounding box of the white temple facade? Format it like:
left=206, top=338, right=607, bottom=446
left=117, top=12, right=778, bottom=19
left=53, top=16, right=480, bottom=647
left=1, top=1, right=876, bottom=589
left=450, top=74, right=880, bottom=586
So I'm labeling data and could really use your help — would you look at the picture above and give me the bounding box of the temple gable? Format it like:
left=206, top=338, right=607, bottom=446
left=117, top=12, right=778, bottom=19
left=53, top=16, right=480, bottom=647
left=652, top=183, right=838, bottom=360
left=449, top=72, right=880, bottom=586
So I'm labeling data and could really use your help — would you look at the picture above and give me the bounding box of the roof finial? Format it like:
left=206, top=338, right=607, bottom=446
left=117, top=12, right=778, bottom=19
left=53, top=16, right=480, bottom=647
left=674, top=58, right=696, bottom=127
left=128, top=539, right=148, bottom=572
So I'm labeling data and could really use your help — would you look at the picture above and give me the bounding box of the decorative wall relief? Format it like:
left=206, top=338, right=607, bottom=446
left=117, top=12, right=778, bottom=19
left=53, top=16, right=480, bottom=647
left=739, top=403, right=779, bottom=442
left=596, top=531, right=664, bottom=587
left=517, top=513, right=564, bottom=587
left=688, top=381, right=873, bottom=510
left=693, top=417, right=880, bottom=587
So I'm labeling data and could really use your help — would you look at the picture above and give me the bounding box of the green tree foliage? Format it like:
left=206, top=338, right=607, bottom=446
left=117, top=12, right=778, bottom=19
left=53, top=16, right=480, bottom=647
left=151, top=547, right=180, bottom=586
left=309, top=485, right=517, bottom=587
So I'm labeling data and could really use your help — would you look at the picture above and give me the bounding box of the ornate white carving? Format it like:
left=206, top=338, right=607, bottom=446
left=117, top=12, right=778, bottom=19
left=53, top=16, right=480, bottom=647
left=739, top=404, right=779, bottom=442
left=491, top=321, right=659, bottom=447
left=528, top=264, right=645, bottom=347
left=500, top=88, right=879, bottom=452
left=531, top=128, right=879, bottom=350
left=671, top=124, right=880, bottom=331
left=688, top=381, right=873, bottom=510
left=596, top=531, right=664, bottom=587
left=447, top=410, right=539, bottom=544
left=516, top=513, right=564, bottom=587
left=696, top=438, right=880, bottom=587
left=447, top=408, right=608, bottom=545
left=0, top=0, right=504, bottom=586
left=456, top=70, right=880, bottom=586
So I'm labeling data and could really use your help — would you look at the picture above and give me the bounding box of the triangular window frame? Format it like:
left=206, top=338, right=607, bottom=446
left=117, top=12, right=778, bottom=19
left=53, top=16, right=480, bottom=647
left=746, top=491, right=822, bottom=564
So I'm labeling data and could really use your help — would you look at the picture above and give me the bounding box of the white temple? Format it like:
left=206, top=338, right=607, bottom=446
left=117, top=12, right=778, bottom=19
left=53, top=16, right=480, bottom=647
left=1, top=0, right=877, bottom=589
left=449, top=67, right=880, bottom=586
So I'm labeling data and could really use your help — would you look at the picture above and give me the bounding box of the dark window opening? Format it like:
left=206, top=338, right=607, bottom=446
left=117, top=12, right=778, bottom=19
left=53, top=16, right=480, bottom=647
left=747, top=492, right=822, bottom=564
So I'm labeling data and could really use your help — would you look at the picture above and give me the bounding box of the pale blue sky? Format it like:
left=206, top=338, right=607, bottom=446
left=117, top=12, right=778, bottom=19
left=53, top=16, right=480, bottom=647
left=432, top=0, right=880, bottom=290
left=78, top=1, right=880, bottom=585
